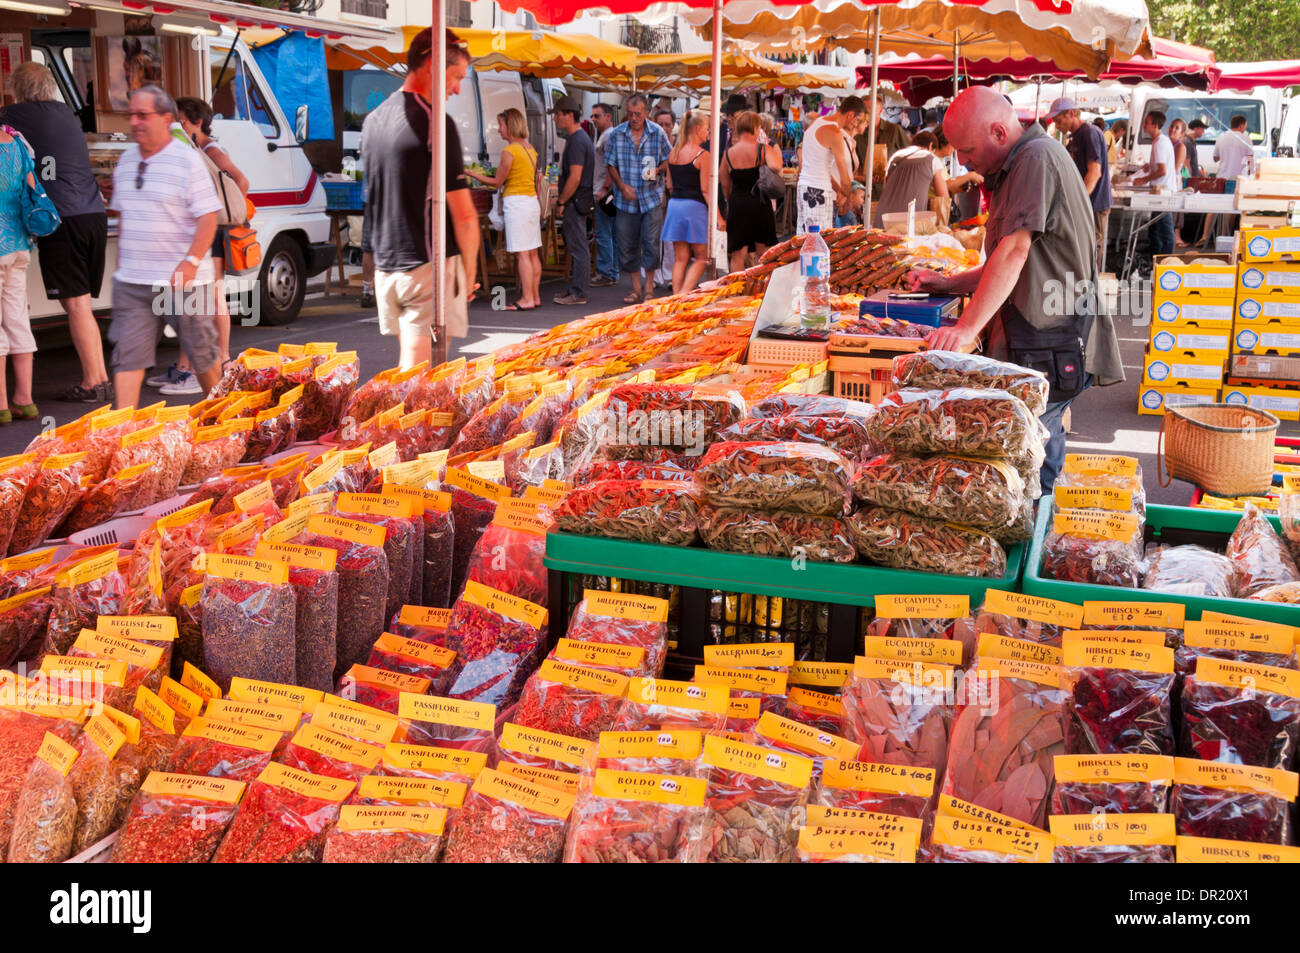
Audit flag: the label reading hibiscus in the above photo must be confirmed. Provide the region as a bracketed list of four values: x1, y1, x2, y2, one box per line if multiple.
[1062, 629, 1168, 646]
[1053, 754, 1177, 785]
[1082, 601, 1185, 629]
[1184, 621, 1295, 655]
[1061, 641, 1175, 674]
[1049, 813, 1176, 847]
[1175, 836, 1300, 864]
[1172, 757, 1299, 799]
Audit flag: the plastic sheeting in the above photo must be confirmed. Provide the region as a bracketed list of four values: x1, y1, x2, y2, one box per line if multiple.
[251, 32, 335, 142]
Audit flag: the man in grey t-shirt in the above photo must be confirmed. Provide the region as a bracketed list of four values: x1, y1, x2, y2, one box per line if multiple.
[906, 87, 1124, 492]
[552, 96, 594, 305]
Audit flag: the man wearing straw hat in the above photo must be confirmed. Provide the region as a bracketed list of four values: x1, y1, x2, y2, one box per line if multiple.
[907, 86, 1123, 493]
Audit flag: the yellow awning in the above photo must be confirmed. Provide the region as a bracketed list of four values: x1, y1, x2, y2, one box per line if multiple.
[452, 28, 638, 81]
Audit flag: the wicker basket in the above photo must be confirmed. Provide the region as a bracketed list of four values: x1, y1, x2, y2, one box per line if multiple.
[1158, 403, 1279, 496]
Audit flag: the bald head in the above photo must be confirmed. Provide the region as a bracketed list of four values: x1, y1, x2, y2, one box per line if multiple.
[942, 86, 1023, 176]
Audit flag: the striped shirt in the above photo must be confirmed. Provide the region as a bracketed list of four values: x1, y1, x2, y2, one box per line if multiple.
[111, 140, 221, 285]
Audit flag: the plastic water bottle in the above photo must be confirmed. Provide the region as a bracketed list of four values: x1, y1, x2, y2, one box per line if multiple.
[800, 225, 831, 329]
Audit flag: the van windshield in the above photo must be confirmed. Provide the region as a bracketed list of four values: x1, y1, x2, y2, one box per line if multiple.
[1139, 97, 1266, 145]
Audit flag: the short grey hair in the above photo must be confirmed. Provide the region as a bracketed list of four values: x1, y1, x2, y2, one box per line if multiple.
[12, 62, 59, 103]
[625, 93, 649, 112]
[132, 85, 177, 120]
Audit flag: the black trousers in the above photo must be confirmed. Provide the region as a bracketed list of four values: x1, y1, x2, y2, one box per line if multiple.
[563, 206, 590, 297]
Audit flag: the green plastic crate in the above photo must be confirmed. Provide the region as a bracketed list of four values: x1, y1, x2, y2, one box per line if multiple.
[1024, 499, 1300, 626]
[544, 531, 1026, 609]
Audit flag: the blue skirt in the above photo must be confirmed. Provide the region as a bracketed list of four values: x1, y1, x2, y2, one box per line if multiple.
[660, 197, 708, 244]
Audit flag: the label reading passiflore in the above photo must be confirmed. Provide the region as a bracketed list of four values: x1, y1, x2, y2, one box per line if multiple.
[497, 722, 595, 768]
[470, 767, 575, 819]
[336, 805, 447, 835]
[382, 743, 488, 779]
[495, 762, 581, 794]
[397, 693, 494, 731]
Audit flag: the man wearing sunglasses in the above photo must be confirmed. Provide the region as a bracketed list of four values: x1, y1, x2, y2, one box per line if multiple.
[108, 85, 222, 409]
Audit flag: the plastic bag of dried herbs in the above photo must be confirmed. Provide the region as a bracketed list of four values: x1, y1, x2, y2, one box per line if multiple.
[446, 469, 506, 599]
[553, 479, 702, 547]
[1050, 754, 1174, 815]
[848, 507, 1007, 578]
[570, 459, 692, 485]
[891, 351, 1050, 414]
[441, 767, 574, 863]
[277, 723, 384, 782]
[866, 388, 1045, 473]
[514, 660, 630, 742]
[811, 759, 935, 821]
[212, 762, 354, 863]
[563, 768, 709, 863]
[252, 538, 338, 694]
[1041, 509, 1145, 588]
[199, 554, 296, 692]
[337, 664, 431, 715]
[67, 712, 145, 855]
[941, 657, 1066, 829]
[111, 772, 245, 863]
[0, 454, 39, 555]
[182, 423, 249, 487]
[1061, 641, 1176, 756]
[1179, 661, 1300, 769]
[613, 677, 729, 733]
[426, 581, 546, 708]
[1142, 545, 1236, 599]
[841, 657, 957, 770]
[717, 415, 875, 464]
[586, 729, 705, 777]
[504, 440, 565, 495]
[395, 691, 496, 754]
[0, 587, 55, 669]
[503, 381, 573, 447]
[211, 350, 284, 398]
[57, 463, 152, 537]
[696, 441, 855, 517]
[699, 506, 857, 563]
[1170, 760, 1295, 845]
[852, 453, 1025, 534]
[7, 732, 80, 863]
[748, 393, 873, 420]
[302, 515, 390, 682]
[8, 453, 89, 556]
[242, 400, 299, 463]
[0, 705, 84, 863]
[1226, 503, 1300, 598]
[421, 501, 455, 610]
[322, 805, 447, 863]
[366, 633, 457, 695]
[564, 590, 670, 679]
[698, 734, 812, 863]
[460, 499, 549, 606]
[928, 814, 1054, 863]
[448, 385, 533, 458]
[294, 353, 360, 442]
[959, 590, 1082, 656]
[166, 717, 281, 782]
[334, 493, 420, 627]
[40, 552, 132, 659]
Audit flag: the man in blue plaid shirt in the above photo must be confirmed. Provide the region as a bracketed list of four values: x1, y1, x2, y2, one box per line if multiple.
[604, 93, 672, 303]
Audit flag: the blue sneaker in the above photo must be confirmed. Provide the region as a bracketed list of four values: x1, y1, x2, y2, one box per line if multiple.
[145, 364, 182, 388]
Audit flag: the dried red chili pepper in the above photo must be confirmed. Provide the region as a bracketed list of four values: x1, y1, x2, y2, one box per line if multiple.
[553, 479, 702, 547]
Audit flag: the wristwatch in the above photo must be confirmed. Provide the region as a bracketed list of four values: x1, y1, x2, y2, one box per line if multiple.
[184, 255, 202, 268]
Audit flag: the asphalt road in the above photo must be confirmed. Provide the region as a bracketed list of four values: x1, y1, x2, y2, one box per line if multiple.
[7, 268, 1298, 507]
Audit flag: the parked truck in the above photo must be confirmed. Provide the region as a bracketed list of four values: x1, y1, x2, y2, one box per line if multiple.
[10, 7, 383, 329]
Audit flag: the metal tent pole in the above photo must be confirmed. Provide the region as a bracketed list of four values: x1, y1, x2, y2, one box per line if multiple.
[863, 6, 881, 228]
[708, 0, 723, 278]
[432, 0, 447, 366]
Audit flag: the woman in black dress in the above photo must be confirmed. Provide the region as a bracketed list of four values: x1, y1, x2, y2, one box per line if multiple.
[720, 110, 782, 273]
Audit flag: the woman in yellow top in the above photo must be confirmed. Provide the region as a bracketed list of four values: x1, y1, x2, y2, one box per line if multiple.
[467, 108, 543, 310]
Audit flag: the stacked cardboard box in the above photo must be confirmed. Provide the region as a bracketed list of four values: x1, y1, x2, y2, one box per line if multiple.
[1139, 255, 1234, 414]
[1224, 229, 1300, 420]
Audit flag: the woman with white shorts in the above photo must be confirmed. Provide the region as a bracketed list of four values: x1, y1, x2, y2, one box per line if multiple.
[467, 108, 543, 310]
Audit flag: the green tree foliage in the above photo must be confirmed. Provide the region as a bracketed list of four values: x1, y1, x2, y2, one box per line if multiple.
[1149, 0, 1300, 61]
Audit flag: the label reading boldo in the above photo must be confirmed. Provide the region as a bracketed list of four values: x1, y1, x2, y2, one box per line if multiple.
[1140, 389, 1163, 410]
[1243, 268, 1265, 289]
[1237, 329, 1260, 350]
[1158, 272, 1181, 291]
[1153, 331, 1175, 350]
[1147, 361, 1170, 381]
[1248, 236, 1273, 258]
[1239, 299, 1262, 320]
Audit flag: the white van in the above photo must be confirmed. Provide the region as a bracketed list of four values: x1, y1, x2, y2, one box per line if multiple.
[1128, 88, 1278, 175]
[23, 23, 334, 328]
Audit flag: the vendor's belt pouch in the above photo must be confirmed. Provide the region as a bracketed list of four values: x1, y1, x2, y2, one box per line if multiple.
[1003, 306, 1091, 405]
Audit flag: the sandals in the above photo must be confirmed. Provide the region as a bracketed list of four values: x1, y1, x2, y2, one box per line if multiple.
[503, 303, 539, 311]
[623, 291, 645, 304]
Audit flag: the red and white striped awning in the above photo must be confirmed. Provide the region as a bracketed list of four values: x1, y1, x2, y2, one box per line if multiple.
[70, 0, 394, 41]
